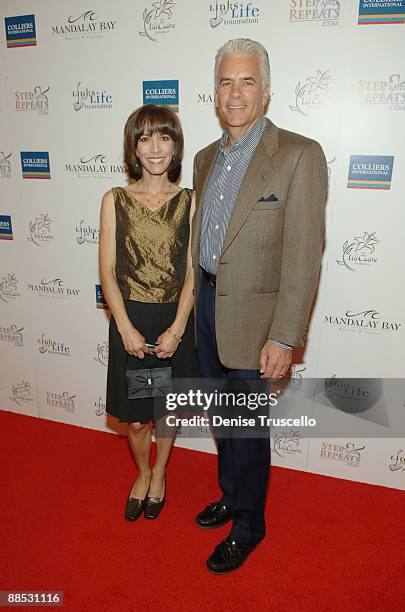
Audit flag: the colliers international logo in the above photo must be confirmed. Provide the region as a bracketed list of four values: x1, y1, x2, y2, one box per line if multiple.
[357, 74, 405, 111]
[0, 152, 12, 178]
[347, 155, 394, 190]
[51, 10, 117, 40]
[65, 154, 124, 178]
[15, 86, 49, 114]
[143, 80, 179, 111]
[336, 232, 380, 271]
[72, 82, 112, 111]
[20, 152, 51, 179]
[0, 216, 13, 240]
[139, 0, 175, 41]
[209, 1, 261, 28]
[290, 69, 333, 116]
[95, 284, 108, 309]
[289, 0, 340, 26]
[358, 0, 405, 24]
[27, 214, 53, 246]
[4, 15, 36, 48]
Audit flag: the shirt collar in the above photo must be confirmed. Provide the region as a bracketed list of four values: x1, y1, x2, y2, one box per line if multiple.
[221, 116, 269, 155]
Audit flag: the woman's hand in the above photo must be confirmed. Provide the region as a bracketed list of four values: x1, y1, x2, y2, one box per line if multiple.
[119, 323, 149, 359]
[154, 330, 181, 359]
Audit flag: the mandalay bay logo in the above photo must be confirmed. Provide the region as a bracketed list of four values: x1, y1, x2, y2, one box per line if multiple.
[289, 0, 340, 26]
[76, 220, 99, 245]
[290, 69, 333, 116]
[27, 278, 80, 299]
[324, 309, 402, 335]
[357, 73, 405, 111]
[336, 231, 380, 272]
[0, 273, 20, 303]
[139, 0, 175, 42]
[27, 213, 53, 246]
[51, 10, 117, 40]
[65, 154, 124, 178]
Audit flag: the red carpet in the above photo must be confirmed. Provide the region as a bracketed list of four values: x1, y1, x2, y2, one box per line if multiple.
[1, 410, 404, 611]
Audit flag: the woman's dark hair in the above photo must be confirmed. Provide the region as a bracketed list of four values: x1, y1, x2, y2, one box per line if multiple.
[124, 104, 184, 182]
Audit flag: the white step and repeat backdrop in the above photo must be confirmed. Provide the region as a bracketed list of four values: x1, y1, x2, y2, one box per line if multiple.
[1, 0, 405, 489]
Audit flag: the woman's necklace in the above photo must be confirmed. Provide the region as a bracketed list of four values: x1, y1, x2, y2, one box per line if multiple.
[138, 182, 174, 206]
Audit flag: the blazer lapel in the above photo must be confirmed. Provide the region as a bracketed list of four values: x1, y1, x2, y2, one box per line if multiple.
[221, 121, 279, 255]
[191, 140, 220, 263]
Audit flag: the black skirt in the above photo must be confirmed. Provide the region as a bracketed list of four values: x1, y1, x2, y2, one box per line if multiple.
[106, 300, 198, 423]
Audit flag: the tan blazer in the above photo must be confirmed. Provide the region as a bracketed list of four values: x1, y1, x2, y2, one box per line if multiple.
[191, 120, 328, 370]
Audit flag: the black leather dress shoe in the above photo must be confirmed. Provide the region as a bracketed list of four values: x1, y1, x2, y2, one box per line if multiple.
[195, 501, 233, 528]
[144, 477, 166, 520]
[124, 496, 145, 522]
[207, 537, 262, 574]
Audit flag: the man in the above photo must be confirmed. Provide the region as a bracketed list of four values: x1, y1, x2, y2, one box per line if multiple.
[192, 38, 327, 574]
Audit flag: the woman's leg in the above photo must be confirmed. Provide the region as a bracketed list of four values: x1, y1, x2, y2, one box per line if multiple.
[148, 417, 176, 499]
[127, 421, 153, 499]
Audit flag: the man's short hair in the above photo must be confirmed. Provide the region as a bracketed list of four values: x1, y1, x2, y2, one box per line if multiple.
[214, 38, 271, 90]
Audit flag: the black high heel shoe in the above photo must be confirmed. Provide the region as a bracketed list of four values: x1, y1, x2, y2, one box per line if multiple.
[124, 476, 151, 522]
[144, 476, 166, 520]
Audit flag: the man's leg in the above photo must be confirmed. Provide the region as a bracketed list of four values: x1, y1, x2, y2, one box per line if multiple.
[196, 274, 234, 508]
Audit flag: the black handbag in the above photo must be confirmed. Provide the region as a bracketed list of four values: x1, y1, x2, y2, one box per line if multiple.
[126, 353, 172, 400]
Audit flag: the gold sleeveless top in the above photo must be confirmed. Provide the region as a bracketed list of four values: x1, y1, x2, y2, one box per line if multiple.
[113, 186, 192, 303]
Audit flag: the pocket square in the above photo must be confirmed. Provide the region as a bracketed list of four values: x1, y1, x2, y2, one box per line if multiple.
[258, 193, 278, 203]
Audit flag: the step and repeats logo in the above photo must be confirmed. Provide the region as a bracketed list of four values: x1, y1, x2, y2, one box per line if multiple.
[20, 152, 51, 179]
[139, 0, 175, 41]
[209, 1, 261, 28]
[358, 0, 405, 24]
[143, 80, 179, 111]
[347, 155, 394, 190]
[358, 73, 405, 110]
[47, 391, 76, 412]
[320, 441, 365, 467]
[289, 0, 340, 26]
[0, 324, 24, 347]
[0, 216, 13, 240]
[15, 86, 49, 114]
[4, 15, 36, 48]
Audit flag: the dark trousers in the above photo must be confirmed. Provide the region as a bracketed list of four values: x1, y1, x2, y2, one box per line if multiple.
[197, 273, 270, 544]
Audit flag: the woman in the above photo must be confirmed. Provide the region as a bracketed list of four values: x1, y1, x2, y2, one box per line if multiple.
[99, 104, 197, 522]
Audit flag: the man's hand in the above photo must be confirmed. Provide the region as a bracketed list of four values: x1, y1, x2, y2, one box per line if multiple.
[259, 340, 292, 380]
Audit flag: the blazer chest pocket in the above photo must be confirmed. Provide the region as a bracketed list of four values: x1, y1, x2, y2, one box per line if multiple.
[252, 199, 282, 211]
